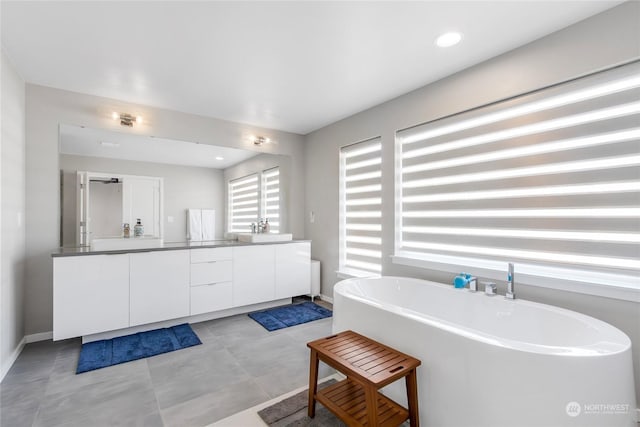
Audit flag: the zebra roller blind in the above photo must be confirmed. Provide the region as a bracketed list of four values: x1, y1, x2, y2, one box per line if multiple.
[262, 167, 280, 233]
[340, 137, 383, 276]
[396, 61, 640, 288]
[228, 173, 259, 233]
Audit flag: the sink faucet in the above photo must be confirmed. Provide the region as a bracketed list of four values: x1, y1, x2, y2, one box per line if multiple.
[506, 263, 515, 300]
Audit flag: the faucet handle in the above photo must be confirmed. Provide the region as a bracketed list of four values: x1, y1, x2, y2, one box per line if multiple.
[482, 281, 497, 296]
[467, 276, 478, 292]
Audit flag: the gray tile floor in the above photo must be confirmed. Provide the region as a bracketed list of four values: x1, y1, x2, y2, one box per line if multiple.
[1, 302, 335, 427]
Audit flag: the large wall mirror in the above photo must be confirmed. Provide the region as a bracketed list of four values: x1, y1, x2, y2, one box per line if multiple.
[58, 124, 291, 248]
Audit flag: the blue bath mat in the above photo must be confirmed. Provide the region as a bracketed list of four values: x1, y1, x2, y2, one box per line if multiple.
[76, 323, 201, 374]
[248, 302, 332, 331]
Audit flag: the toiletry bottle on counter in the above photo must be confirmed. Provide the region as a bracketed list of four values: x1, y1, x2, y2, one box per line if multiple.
[123, 223, 130, 238]
[134, 219, 144, 237]
[264, 218, 270, 233]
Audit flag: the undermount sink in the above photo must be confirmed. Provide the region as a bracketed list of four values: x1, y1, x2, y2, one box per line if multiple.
[236, 233, 293, 243]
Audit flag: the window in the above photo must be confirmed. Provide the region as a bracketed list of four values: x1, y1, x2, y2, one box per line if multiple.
[262, 167, 280, 233]
[395, 61, 640, 294]
[340, 137, 383, 276]
[228, 174, 259, 233]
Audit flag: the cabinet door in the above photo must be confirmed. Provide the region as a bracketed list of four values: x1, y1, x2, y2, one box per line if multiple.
[53, 254, 129, 340]
[275, 243, 311, 298]
[130, 250, 189, 326]
[232, 245, 275, 306]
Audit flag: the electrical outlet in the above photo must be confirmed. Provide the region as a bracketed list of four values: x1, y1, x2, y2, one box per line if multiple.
[309, 211, 315, 223]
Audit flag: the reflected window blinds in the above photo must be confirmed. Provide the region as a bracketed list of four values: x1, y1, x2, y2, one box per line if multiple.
[262, 167, 280, 233]
[228, 174, 259, 233]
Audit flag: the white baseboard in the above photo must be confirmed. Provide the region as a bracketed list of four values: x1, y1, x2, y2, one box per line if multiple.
[319, 294, 334, 304]
[25, 331, 53, 343]
[0, 336, 26, 383]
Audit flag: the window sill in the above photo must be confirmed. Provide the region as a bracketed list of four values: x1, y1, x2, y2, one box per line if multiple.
[391, 255, 640, 303]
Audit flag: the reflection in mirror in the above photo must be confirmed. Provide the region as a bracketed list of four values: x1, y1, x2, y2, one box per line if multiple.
[59, 124, 291, 248]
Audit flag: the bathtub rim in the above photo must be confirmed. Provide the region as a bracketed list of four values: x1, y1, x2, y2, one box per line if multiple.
[334, 275, 632, 357]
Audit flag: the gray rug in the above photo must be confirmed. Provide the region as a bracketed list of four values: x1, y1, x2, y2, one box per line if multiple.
[258, 379, 345, 427]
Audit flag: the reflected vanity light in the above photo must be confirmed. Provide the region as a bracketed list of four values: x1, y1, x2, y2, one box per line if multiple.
[215, 156, 224, 160]
[112, 112, 143, 127]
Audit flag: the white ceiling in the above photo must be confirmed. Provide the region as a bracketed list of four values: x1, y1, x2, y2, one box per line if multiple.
[59, 125, 258, 169]
[1, 1, 624, 134]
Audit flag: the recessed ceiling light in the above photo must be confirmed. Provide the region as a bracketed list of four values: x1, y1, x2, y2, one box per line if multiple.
[215, 156, 224, 160]
[435, 32, 462, 48]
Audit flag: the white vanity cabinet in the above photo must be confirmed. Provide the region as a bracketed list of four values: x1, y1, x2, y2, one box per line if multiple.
[190, 247, 233, 315]
[275, 242, 311, 298]
[129, 250, 190, 326]
[232, 245, 276, 306]
[52, 241, 312, 340]
[53, 254, 130, 340]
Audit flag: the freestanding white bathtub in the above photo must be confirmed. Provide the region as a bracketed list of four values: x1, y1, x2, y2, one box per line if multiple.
[333, 276, 636, 427]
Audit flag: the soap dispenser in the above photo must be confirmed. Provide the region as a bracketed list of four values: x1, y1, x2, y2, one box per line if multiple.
[134, 219, 144, 237]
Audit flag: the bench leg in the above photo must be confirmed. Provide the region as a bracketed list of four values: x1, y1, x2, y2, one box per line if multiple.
[365, 386, 379, 426]
[308, 349, 319, 418]
[406, 369, 419, 427]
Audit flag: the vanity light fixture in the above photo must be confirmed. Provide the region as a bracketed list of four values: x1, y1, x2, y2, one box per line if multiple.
[435, 31, 462, 48]
[251, 135, 271, 146]
[112, 112, 143, 127]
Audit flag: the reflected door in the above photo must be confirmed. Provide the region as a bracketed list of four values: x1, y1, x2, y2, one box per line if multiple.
[122, 176, 162, 237]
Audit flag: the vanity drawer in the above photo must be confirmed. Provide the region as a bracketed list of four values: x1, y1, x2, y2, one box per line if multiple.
[190, 247, 233, 264]
[190, 260, 232, 286]
[190, 282, 233, 315]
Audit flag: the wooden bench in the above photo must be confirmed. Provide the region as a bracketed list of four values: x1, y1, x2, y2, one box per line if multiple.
[307, 330, 421, 426]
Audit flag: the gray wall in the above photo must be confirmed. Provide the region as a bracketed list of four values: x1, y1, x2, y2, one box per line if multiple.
[24, 85, 306, 336]
[223, 153, 292, 235]
[304, 2, 640, 406]
[1, 50, 26, 378]
[60, 154, 226, 244]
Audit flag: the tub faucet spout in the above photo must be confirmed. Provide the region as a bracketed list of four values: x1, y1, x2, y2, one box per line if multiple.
[506, 263, 515, 300]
